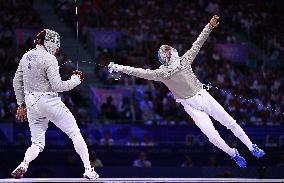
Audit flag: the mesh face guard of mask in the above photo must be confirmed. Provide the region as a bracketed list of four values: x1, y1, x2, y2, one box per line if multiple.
[36, 29, 60, 55]
[44, 29, 60, 55]
[157, 45, 179, 65]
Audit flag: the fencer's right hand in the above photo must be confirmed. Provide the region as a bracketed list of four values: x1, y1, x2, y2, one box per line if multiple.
[71, 74, 81, 85]
[16, 103, 27, 123]
[209, 15, 219, 29]
[108, 62, 123, 73]
[71, 70, 84, 85]
[72, 70, 85, 82]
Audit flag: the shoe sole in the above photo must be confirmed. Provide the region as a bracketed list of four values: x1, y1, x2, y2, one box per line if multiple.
[255, 154, 265, 158]
[83, 175, 99, 180]
[11, 167, 26, 179]
[83, 175, 90, 179]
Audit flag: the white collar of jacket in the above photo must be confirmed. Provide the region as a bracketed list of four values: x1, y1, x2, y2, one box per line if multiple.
[158, 54, 181, 76]
[167, 59, 181, 70]
[159, 64, 183, 79]
[162, 50, 181, 69]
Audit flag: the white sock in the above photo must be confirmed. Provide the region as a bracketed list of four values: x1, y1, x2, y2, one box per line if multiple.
[72, 133, 91, 169]
[23, 144, 41, 163]
[230, 124, 253, 151]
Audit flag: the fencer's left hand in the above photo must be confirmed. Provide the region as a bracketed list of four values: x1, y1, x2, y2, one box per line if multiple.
[16, 103, 27, 123]
[108, 62, 123, 73]
[209, 15, 219, 29]
[108, 62, 115, 73]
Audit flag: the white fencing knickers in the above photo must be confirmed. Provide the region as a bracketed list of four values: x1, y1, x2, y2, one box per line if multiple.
[176, 89, 253, 156]
[24, 91, 92, 169]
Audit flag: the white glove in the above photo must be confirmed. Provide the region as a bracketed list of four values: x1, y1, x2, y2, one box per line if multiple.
[108, 62, 123, 73]
[71, 74, 81, 85]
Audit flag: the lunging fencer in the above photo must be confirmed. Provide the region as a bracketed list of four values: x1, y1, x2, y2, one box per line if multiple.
[12, 29, 99, 179]
[108, 15, 265, 168]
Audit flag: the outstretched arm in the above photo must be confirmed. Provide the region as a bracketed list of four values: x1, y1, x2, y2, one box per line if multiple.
[108, 62, 164, 81]
[181, 15, 219, 65]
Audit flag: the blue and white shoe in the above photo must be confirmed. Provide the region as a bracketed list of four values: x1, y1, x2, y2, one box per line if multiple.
[231, 148, 246, 168]
[251, 144, 265, 158]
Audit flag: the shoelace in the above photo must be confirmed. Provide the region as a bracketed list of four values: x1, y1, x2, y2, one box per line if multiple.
[253, 147, 262, 154]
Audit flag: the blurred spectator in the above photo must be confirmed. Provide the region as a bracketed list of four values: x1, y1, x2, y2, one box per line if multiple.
[101, 96, 118, 122]
[119, 96, 135, 121]
[279, 135, 284, 147]
[265, 135, 278, 147]
[126, 136, 140, 146]
[277, 154, 284, 167]
[139, 92, 155, 124]
[140, 134, 155, 146]
[205, 0, 220, 14]
[133, 151, 152, 168]
[90, 151, 103, 167]
[195, 135, 209, 146]
[181, 156, 194, 167]
[100, 130, 114, 146]
[185, 134, 198, 146]
[161, 93, 178, 125]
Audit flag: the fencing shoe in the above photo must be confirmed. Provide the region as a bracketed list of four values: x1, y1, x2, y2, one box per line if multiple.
[83, 167, 99, 180]
[231, 148, 246, 168]
[251, 144, 265, 158]
[11, 161, 29, 179]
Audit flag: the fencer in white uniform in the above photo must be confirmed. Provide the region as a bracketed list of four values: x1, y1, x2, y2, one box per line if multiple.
[108, 15, 265, 167]
[12, 29, 99, 179]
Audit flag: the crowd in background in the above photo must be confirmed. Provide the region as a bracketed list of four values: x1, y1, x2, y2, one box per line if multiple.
[1, 0, 282, 126]
[54, 0, 284, 126]
[0, 1, 283, 173]
[0, 0, 41, 121]
[0, 0, 88, 123]
[0, 0, 283, 131]
[55, 0, 283, 62]
[223, 0, 283, 64]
